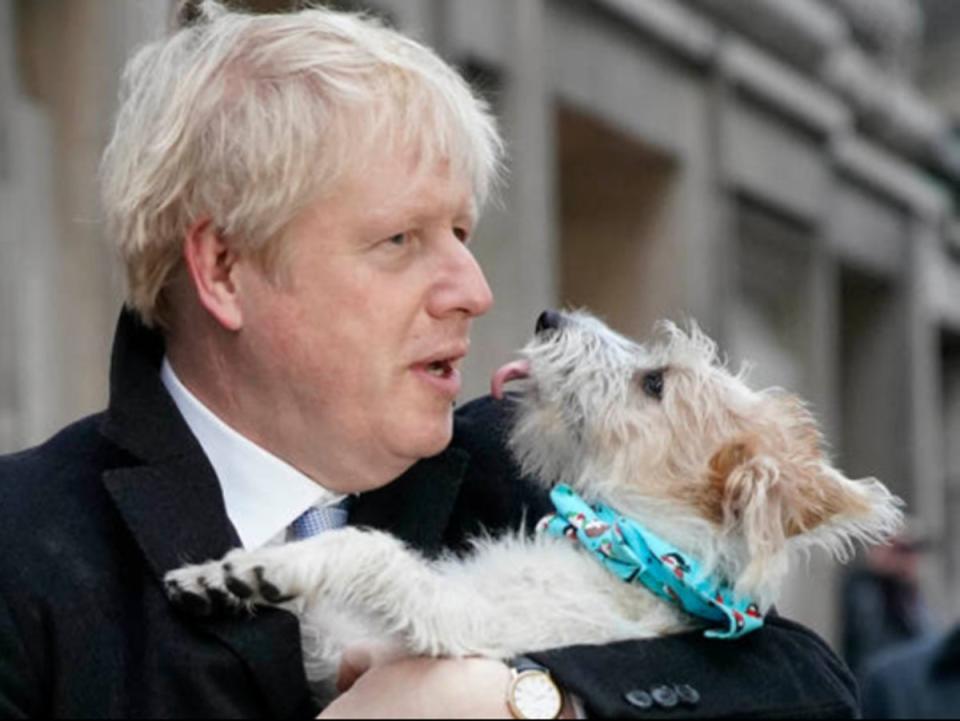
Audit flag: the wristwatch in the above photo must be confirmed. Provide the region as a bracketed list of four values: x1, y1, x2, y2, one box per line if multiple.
[506, 656, 565, 720]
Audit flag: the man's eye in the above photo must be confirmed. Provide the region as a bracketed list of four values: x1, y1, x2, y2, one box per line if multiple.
[454, 227, 470, 243]
[378, 232, 411, 250]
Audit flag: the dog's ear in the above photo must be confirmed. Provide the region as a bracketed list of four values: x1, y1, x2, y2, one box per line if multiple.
[705, 436, 790, 592]
[766, 393, 902, 549]
[706, 422, 902, 595]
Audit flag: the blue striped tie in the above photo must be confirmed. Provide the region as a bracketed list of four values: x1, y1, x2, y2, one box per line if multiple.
[290, 500, 350, 540]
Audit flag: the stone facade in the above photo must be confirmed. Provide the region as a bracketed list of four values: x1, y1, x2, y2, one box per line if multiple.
[0, 0, 168, 452]
[2, 0, 959, 646]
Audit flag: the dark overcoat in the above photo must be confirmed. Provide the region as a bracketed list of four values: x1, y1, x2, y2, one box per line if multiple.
[0, 310, 859, 718]
[860, 626, 960, 719]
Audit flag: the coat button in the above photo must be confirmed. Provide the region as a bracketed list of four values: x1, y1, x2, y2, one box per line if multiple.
[652, 685, 679, 708]
[624, 689, 653, 709]
[675, 684, 700, 706]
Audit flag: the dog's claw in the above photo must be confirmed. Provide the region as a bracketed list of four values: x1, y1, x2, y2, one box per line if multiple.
[177, 590, 213, 617]
[204, 587, 233, 610]
[254, 566, 296, 603]
[165, 579, 182, 599]
[165, 555, 303, 614]
[224, 575, 254, 600]
[220, 562, 253, 601]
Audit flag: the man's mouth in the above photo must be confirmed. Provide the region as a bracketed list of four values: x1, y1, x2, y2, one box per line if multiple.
[491, 359, 531, 400]
[412, 350, 466, 399]
[424, 359, 457, 378]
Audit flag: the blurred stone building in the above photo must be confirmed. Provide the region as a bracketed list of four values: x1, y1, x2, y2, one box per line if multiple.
[1, 0, 959, 647]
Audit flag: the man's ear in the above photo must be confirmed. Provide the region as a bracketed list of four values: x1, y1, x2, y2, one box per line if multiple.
[182, 218, 244, 331]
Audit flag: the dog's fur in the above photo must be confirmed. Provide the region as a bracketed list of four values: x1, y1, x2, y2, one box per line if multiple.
[166, 311, 903, 691]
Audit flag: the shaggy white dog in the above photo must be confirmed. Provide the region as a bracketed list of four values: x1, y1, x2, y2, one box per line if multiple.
[166, 310, 902, 690]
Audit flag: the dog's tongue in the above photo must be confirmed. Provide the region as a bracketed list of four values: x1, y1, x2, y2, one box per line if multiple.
[491, 360, 532, 400]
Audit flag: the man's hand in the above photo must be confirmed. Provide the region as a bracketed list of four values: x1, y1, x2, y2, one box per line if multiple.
[320, 655, 514, 719]
[335, 641, 408, 694]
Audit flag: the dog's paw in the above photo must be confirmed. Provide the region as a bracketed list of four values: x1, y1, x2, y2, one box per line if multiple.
[164, 548, 301, 616]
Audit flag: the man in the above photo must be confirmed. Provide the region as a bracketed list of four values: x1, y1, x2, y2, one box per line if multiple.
[0, 2, 859, 717]
[860, 623, 960, 718]
[841, 527, 934, 682]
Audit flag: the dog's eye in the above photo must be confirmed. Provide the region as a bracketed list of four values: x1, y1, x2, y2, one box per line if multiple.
[641, 370, 665, 401]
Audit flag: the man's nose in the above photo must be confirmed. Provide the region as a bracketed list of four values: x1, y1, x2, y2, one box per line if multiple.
[429, 237, 494, 318]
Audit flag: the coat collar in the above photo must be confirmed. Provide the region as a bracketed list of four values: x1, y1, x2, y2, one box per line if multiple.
[99, 311, 310, 717]
[350, 447, 469, 554]
[98, 311, 243, 569]
[97, 309, 470, 714]
[100, 309, 201, 466]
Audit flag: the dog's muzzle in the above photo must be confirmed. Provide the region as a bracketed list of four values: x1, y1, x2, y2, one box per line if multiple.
[536, 310, 565, 336]
[492, 309, 567, 399]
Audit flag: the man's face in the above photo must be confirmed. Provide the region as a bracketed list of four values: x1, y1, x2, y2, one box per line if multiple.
[234, 152, 493, 491]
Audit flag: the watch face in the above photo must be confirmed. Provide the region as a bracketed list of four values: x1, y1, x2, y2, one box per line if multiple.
[510, 671, 563, 719]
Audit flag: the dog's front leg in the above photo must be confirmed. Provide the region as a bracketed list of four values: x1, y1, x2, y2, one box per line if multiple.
[165, 528, 504, 658]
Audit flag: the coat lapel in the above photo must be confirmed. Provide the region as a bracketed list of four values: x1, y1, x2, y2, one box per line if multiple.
[98, 310, 312, 718]
[350, 446, 469, 556]
[102, 457, 239, 576]
[98, 311, 242, 575]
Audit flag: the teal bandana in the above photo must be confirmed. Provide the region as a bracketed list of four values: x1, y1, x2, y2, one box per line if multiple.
[537, 484, 764, 640]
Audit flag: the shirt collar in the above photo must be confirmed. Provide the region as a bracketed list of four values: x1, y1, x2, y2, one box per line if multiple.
[160, 358, 344, 549]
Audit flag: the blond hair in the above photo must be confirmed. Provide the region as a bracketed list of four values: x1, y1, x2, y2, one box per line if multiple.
[100, 0, 504, 327]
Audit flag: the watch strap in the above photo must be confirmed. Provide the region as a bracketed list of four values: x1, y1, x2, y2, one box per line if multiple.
[508, 655, 549, 674]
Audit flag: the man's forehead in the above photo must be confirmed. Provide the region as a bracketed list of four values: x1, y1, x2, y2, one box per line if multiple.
[343, 156, 476, 217]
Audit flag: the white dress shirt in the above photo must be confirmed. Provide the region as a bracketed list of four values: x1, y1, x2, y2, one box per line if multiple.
[161, 358, 345, 549]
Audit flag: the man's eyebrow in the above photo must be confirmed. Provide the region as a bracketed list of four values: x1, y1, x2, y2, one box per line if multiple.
[403, 202, 478, 227]
[359, 186, 476, 229]
[453, 197, 478, 223]
[455, 208, 478, 227]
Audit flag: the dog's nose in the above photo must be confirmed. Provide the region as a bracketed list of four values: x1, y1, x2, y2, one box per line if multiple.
[536, 310, 564, 335]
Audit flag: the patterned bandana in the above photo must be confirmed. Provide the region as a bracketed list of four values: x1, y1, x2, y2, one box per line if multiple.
[537, 484, 764, 640]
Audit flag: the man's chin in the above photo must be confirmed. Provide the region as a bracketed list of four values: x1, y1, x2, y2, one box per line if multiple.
[400, 409, 455, 460]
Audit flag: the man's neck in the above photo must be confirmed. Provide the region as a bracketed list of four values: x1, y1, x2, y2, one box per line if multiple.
[161, 356, 347, 548]
[163, 343, 413, 495]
